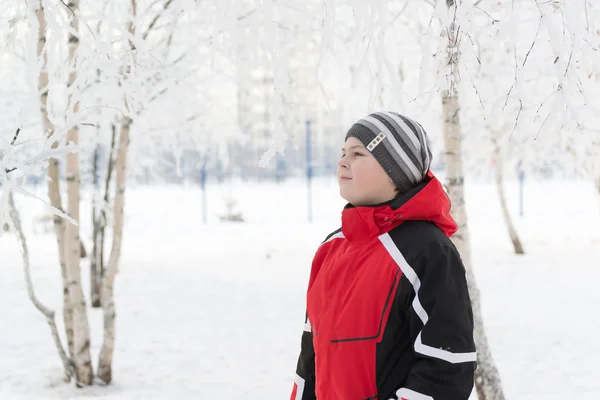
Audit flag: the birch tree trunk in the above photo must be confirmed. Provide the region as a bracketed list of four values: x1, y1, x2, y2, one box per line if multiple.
[91, 144, 102, 308]
[91, 124, 117, 308]
[97, 0, 136, 384]
[442, 2, 505, 399]
[97, 116, 132, 385]
[90, 22, 104, 307]
[493, 141, 525, 255]
[64, 0, 93, 386]
[37, 1, 75, 365]
[7, 192, 74, 381]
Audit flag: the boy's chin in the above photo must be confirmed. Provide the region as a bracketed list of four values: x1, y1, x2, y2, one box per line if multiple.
[339, 189, 365, 206]
[339, 188, 353, 204]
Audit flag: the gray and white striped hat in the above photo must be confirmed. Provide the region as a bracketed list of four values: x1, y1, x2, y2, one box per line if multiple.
[345, 111, 433, 194]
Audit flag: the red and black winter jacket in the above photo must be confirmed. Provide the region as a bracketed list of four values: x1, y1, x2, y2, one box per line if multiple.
[290, 172, 476, 400]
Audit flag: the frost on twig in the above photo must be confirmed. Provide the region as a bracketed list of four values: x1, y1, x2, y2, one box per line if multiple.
[4, 189, 74, 382]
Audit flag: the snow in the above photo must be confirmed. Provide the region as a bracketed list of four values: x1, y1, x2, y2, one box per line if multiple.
[1, 176, 599, 399]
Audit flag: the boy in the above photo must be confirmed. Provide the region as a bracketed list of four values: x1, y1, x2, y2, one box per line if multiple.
[290, 111, 476, 400]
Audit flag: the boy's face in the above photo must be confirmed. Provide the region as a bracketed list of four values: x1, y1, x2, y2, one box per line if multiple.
[338, 137, 398, 206]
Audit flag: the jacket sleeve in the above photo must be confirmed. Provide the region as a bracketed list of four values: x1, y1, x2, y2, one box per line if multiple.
[290, 311, 316, 400]
[393, 241, 477, 400]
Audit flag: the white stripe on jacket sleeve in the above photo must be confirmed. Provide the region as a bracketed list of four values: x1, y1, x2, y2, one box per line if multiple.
[293, 374, 305, 400]
[379, 233, 477, 363]
[393, 387, 433, 400]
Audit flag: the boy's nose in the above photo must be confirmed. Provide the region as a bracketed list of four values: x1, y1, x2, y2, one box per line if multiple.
[338, 157, 348, 169]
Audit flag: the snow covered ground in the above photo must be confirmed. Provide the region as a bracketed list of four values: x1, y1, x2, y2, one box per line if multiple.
[1, 176, 599, 399]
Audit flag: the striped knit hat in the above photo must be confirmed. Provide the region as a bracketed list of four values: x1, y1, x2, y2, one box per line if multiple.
[345, 111, 433, 194]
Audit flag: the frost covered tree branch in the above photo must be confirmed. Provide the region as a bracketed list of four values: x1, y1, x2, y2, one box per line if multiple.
[3, 128, 22, 174]
[5, 191, 74, 382]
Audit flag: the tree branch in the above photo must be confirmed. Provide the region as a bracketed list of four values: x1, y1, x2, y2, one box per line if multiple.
[474, 5, 499, 24]
[7, 191, 74, 381]
[10, 127, 21, 146]
[509, 100, 523, 140]
[59, 0, 97, 42]
[522, 15, 542, 68]
[4, 128, 22, 174]
[59, 0, 76, 16]
[564, 50, 573, 78]
[585, 0, 590, 33]
[142, 0, 175, 41]
[140, 0, 165, 18]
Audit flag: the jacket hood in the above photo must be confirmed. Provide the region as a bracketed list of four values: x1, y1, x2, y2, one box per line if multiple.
[340, 171, 457, 241]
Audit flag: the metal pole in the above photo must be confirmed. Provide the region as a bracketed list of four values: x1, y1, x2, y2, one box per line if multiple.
[200, 155, 208, 224]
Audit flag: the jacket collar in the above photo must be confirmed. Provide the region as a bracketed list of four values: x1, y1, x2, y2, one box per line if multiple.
[340, 171, 457, 242]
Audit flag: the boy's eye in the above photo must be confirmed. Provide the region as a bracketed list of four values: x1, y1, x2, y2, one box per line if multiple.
[340, 151, 364, 158]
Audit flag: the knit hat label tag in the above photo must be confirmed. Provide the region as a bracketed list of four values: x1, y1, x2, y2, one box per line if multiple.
[366, 132, 386, 152]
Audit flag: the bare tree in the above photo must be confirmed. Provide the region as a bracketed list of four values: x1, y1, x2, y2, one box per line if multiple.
[91, 125, 116, 308]
[93, 0, 182, 381]
[441, 1, 505, 399]
[468, 16, 526, 256]
[90, 142, 102, 307]
[492, 136, 524, 254]
[89, 11, 110, 308]
[31, 0, 185, 386]
[97, 0, 136, 384]
[90, 0, 178, 310]
[64, 0, 94, 386]
[97, 117, 131, 385]
[37, 0, 76, 367]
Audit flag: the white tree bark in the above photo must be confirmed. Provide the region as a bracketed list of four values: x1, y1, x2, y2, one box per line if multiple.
[64, 0, 93, 386]
[7, 192, 74, 381]
[97, 116, 132, 385]
[97, 0, 136, 384]
[90, 16, 106, 309]
[442, 3, 505, 399]
[443, 92, 506, 400]
[37, 1, 76, 364]
[493, 140, 525, 255]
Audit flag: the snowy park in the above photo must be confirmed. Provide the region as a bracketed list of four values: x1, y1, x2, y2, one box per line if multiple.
[1, 1, 600, 400]
[2, 178, 600, 399]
